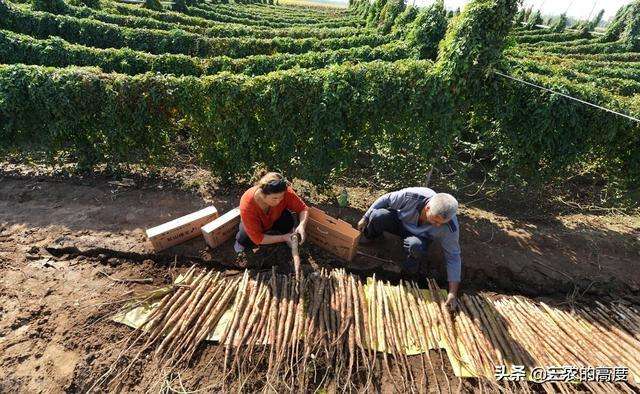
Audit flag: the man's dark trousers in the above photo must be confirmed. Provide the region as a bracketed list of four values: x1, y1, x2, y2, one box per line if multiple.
[364, 208, 430, 273]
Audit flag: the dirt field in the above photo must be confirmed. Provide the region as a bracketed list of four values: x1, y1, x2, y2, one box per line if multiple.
[1, 162, 639, 392]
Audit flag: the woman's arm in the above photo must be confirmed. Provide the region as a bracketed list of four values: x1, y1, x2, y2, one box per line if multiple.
[295, 208, 309, 243]
[260, 233, 291, 245]
[240, 205, 289, 246]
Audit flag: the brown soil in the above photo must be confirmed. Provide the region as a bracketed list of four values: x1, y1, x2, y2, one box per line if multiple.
[1, 163, 639, 392]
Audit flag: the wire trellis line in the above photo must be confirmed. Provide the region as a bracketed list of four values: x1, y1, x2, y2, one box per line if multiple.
[493, 70, 640, 124]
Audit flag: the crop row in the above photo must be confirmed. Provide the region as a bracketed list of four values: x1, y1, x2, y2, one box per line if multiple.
[512, 31, 587, 44]
[519, 41, 629, 55]
[60, 2, 370, 39]
[0, 3, 390, 58]
[0, 60, 451, 184]
[236, 2, 350, 18]
[0, 29, 412, 76]
[194, 1, 345, 24]
[486, 70, 639, 186]
[184, 4, 362, 28]
[537, 51, 640, 62]
[220, 2, 349, 19]
[509, 57, 640, 96]
[509, 51, 640, 75]
[107, 2, 369, 38]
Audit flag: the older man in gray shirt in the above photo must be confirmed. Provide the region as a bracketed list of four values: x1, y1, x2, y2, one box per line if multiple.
[357, 187, 462, 311]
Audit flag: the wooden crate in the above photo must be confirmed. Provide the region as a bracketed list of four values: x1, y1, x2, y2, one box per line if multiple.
[146, 206, 219, 251]
[306, 207, 360, 261]
[201, 207, 241, 249]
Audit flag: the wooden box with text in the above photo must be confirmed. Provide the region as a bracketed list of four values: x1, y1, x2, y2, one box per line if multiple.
[307, 207, 360, 261]
[146, 206, 219, 251]
[201, 207, 241, 249]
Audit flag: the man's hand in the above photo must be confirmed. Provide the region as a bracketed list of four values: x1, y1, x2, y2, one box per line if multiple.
[294, 224, 306, 244]
[444, 293, 459, 313]
[357, 217, 368, 232]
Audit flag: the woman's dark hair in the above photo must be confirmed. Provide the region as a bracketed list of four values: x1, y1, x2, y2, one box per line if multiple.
[256, 172, 288, 195]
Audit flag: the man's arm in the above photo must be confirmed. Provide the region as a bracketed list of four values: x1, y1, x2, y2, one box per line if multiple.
[439, 222, 462, 311]
[440, 231, 462, 288]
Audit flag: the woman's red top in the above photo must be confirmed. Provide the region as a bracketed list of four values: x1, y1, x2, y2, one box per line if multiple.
[239, 186, 307, 244]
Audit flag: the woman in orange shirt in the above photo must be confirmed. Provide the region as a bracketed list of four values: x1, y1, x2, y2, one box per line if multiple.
[234, 172, 309, 253]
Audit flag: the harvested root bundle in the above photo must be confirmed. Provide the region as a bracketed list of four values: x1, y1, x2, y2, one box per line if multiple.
[98, 267, 640, 393]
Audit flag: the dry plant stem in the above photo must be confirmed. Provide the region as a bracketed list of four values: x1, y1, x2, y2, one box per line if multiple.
[386, 284, 414, 386]
[368, 275, 378, 352]
[143, 267, 198, 342]
[142, 265, 197, 329]
[350, 276, 367, 366]
[148, 270, 207, 346]
[185, 277, 239, 360]
[281, 277, 298, 379]
[222, 272, 251, 377]
[374, 281, 394, 384]
[180, 272, 219, 330]
[381, 281, 407, 387]
[398, 281, 420, 352]
[323, 276, 333, 342]
[271, 276, 289, 384]
[411, 282, 444, 392]
[338, 272, 347, 337]
[503, 300, 556, 367]
[507, 299, 562, 367]
[459, 300, 495, 377]
[156, 271, 213, 357]
[491, 299, 534, 369]
[234, 273, 264, 347]
[267, 274, 281, 376]
[450, 307, 482, 377]
[304, 275, 323, 351]
[429, 279, 462, 362]
[391, 281, 411, 348]
[172, 279, 226, 363]
[345, 273, 355, 384]
[95, 268, 201, 390]
[162, 272, 218, 359]
[355, 278, 370, 351]
[236, 277, 269, 369]
[179, 281, 229, 363]
[290, 278, 305, 367]
[477, 295, 523, 367]
[512, 298, 573, 359]
[319, 274, 332, 357]
[463, 299, 505, 376]
[540, 303, 613, 366]
[248, 276, 274, 357]
[262, 268, 278, 346]
[290, 233, 301, 280]
[582, 306, 640, 361]
[496, 302, 555, 366]
[403, 283, 430, 386]
[601, 303, 640, 338]
[567, 307, 639, 370]
[464, 295, 505, 366]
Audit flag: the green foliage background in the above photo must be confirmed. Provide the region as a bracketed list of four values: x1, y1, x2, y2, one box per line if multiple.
[1, 0, 639, 198]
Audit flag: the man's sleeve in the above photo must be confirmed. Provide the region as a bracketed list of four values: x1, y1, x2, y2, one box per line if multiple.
[439, 225, 462, 283]
[363, 190, 406, 220]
